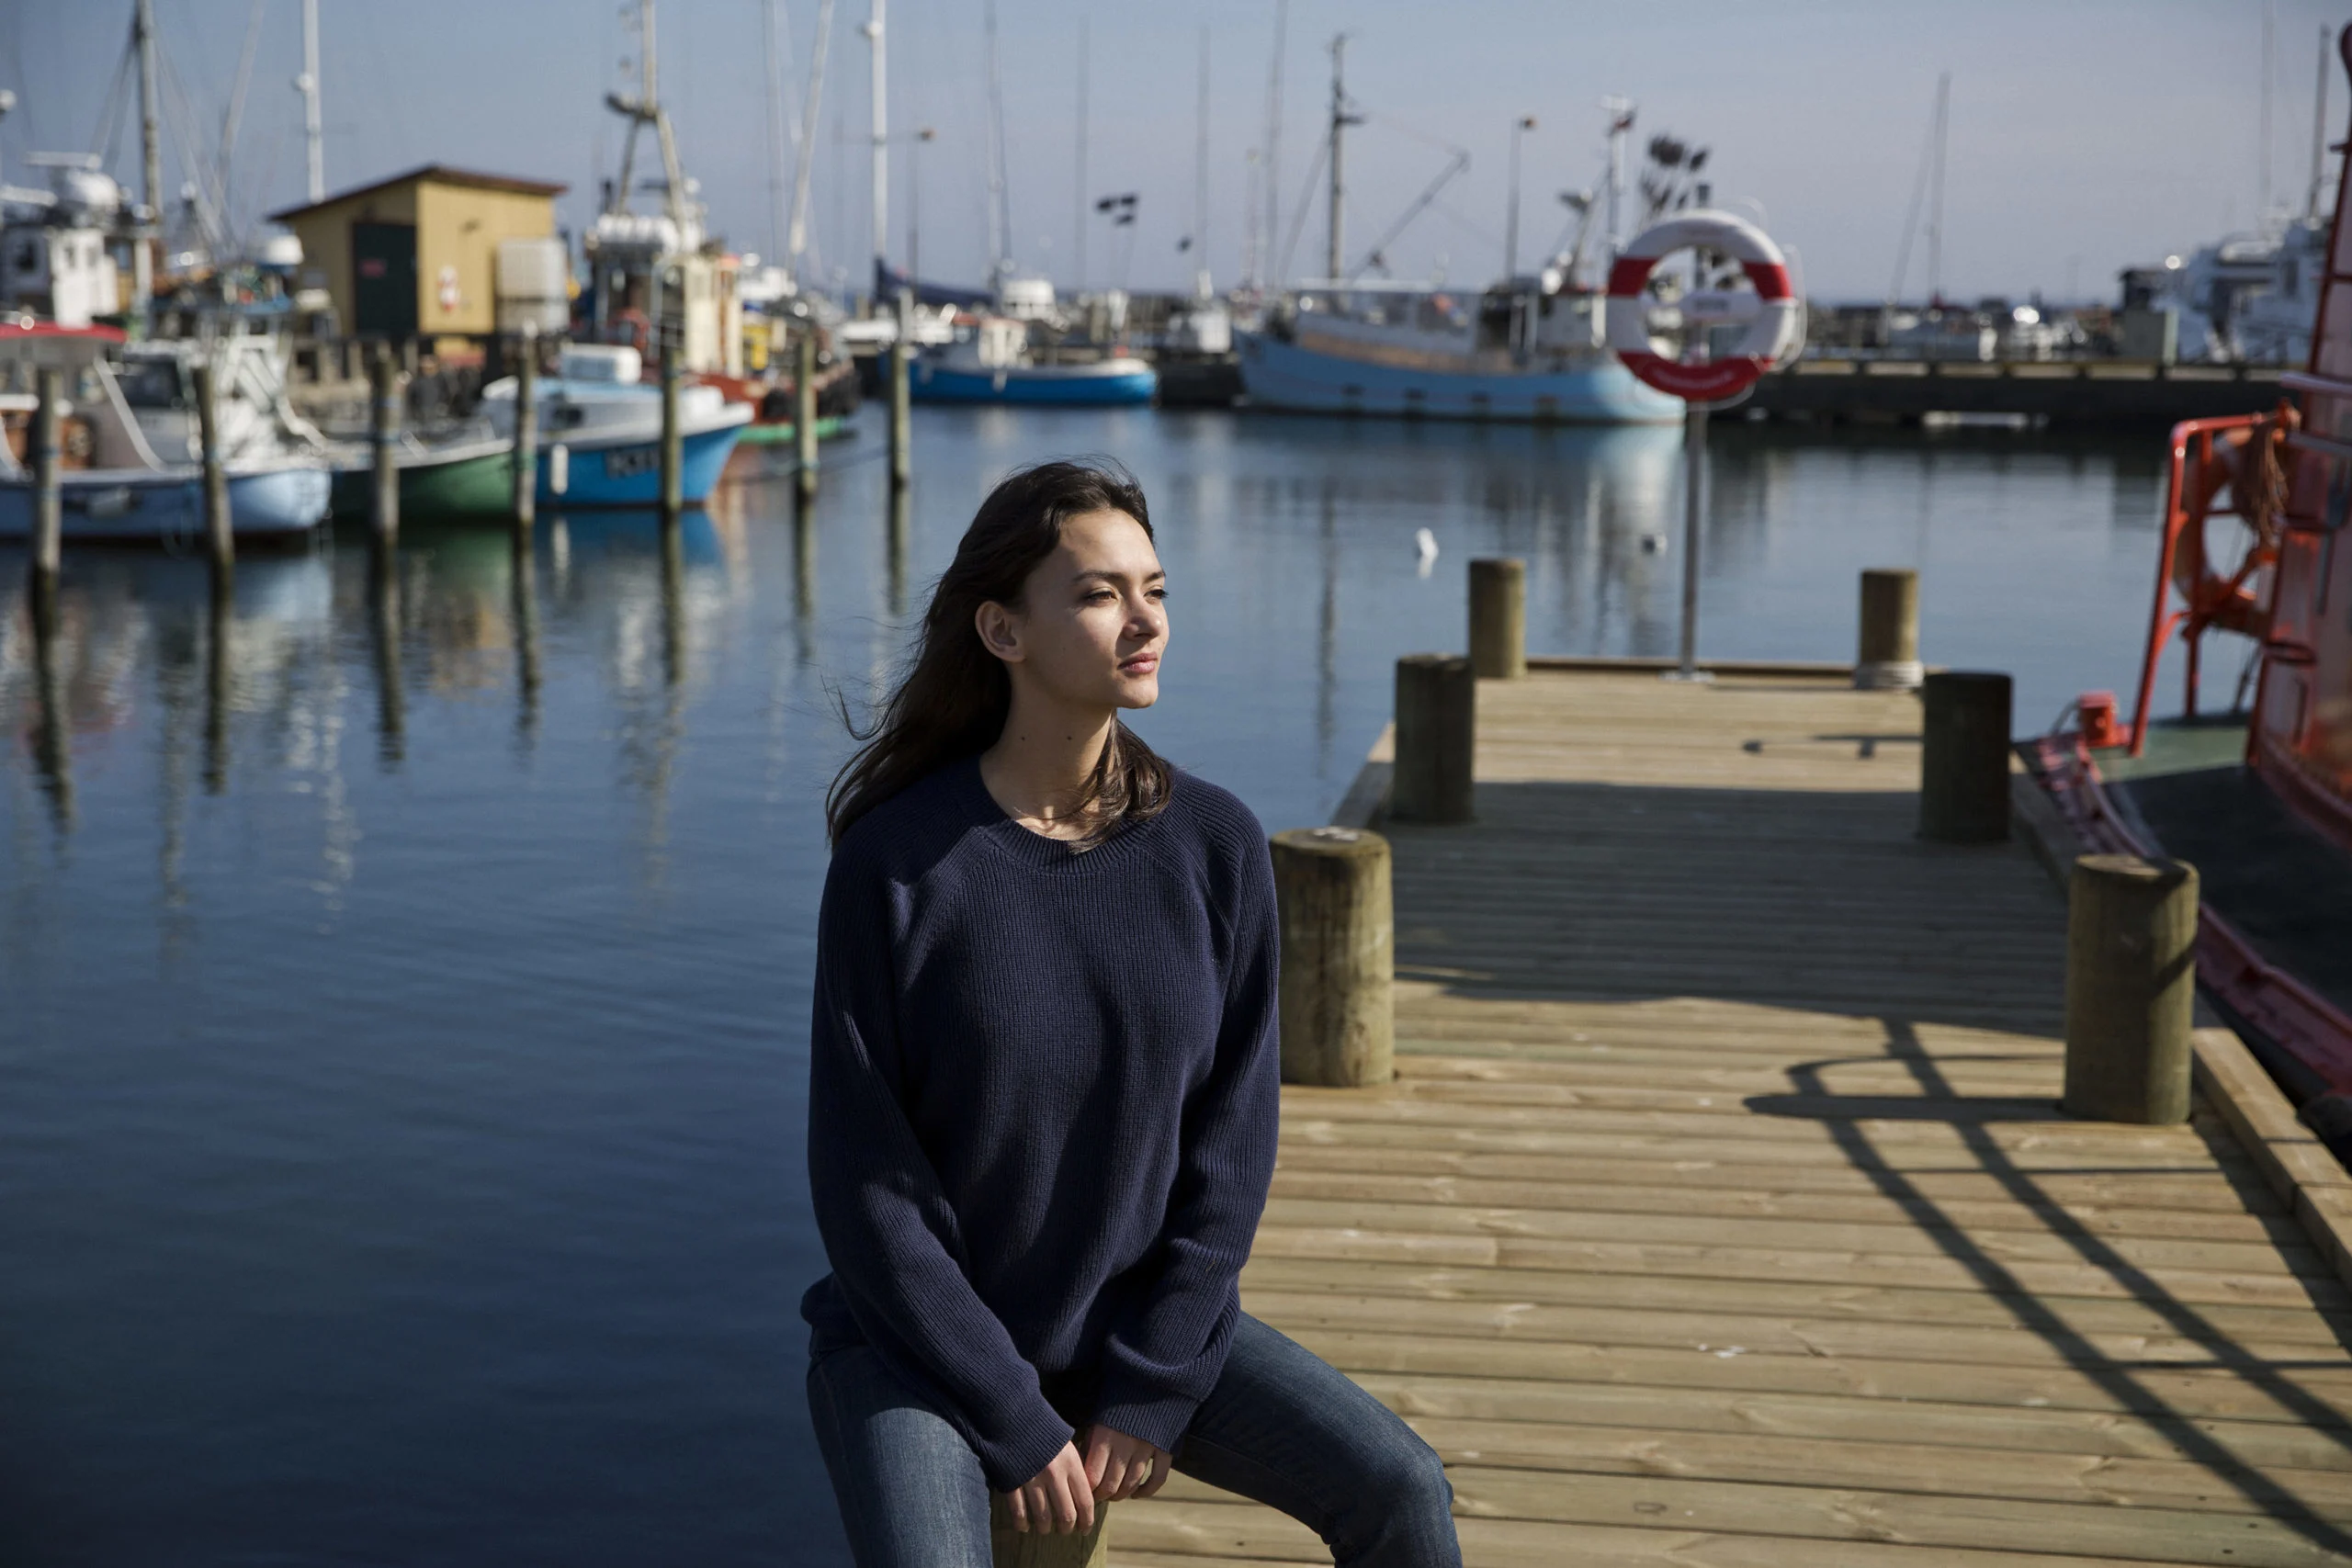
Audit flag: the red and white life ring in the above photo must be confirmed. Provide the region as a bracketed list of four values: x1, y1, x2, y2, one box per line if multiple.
[1605, 211, 1800, 403]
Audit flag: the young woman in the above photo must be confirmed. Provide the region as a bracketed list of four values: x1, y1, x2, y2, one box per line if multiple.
[801, 460, 1462, 1566]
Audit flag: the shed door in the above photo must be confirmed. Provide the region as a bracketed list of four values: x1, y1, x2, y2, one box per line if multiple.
[351, 221, 417, 338]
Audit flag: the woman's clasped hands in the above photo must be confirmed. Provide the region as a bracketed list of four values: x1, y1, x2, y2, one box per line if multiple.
[1003, 1422, 1171, 1535]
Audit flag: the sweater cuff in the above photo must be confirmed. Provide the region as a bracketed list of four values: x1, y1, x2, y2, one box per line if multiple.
[1089, 1382, 1204, 1457]
[975, 1395, 1078, 1495]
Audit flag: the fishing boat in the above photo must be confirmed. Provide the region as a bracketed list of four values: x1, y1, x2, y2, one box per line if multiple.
[1237, 277, 1679, 423]
[911, 316, 1156, 407]
[2024, 26, 2352, 1148]
[0, 331, 331, 541]
[324, 427, 517, 518]
[477, 344, 751, 507]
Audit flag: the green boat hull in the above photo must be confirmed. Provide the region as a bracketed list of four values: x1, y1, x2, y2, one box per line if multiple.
[734, 415, 845, 446]
[330, 448, 520, 519]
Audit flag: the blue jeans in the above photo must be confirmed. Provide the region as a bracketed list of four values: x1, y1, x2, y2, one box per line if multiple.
[805, 1311, 1462, 1566]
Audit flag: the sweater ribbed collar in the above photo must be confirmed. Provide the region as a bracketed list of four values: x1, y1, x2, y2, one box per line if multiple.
[955, 752, 1167, 874]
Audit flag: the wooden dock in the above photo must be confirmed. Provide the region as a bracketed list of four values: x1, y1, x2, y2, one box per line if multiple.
[1111, 664, 2352, 1567]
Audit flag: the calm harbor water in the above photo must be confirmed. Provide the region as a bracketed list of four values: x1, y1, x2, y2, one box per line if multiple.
[2, 405, 2189, 1564]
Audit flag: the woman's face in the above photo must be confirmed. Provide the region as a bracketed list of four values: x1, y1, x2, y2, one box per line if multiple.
[978, 508, 1168, 712]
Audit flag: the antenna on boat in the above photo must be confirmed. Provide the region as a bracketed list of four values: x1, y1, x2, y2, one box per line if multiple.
[865, 0, 888, 303]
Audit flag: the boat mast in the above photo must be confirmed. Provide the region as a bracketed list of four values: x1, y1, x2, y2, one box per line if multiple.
[1326, 33, 1351, 282]
[985, 0, 1010, 288]
[1075, 16, 1088, 291]
[1601, 96, 1633, 261]
[300, 0, 323, 203]
[2261, 1, 2276, 220]
[647, 4, 687, 234]
[1261, 0, 1286, 289]
[866, 0, 888, 299]
[762, 0, 793, 265]
[788, 0, 834, 286]
[1926, 71, 1949, 308]
[132, 0, 160, 318]
[1194, 27, 1211, 299]
[2312, 25, 2335, 220]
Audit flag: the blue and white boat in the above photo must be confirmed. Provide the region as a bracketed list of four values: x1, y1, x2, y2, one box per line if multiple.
[1237, 278, 1680, 424]
[0, 334, 333, 542]
[911, 317, 1157, 407]
[479, 344, 752, 508]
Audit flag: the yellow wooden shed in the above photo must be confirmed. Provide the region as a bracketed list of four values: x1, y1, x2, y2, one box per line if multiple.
[268, 164, 568, 344]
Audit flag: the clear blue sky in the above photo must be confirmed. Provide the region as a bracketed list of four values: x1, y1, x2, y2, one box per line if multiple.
[6, 0, 2344, 303]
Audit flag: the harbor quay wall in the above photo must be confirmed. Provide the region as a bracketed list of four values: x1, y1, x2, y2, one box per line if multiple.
[1749, 358, 2285, 427]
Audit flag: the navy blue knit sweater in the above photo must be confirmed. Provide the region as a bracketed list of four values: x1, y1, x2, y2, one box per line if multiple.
[799, 752, 1282, 1493]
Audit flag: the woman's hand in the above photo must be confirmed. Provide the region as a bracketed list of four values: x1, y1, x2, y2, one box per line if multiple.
[1080, 1421, 1171, 1504]
[1004, 1440, 1095, 1535]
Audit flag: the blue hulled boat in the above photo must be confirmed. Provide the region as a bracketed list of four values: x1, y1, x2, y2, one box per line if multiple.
[910, 317, 1157, 407]
[480, 345, 752, 507]
[1237, 280, 1681, 424]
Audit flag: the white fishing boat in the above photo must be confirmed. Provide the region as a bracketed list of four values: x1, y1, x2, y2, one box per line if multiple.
[0, 331, 331, 542]
[1238, 276, 1679, 423]
[1237, 52, 1679, 424]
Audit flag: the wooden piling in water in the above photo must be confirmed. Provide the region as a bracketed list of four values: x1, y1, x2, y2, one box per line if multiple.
[2063, 853, 2198, 1124]
[1391, 653, 1475, 824]
[1271, 827, 1395, 1087]
[796, 328, 820, 502]
[369, 343, 400, 546]
[1855, 568, 1921, 689]
[194, 361, 232, 576]
[659, 357, 684, 518]
[511, 326, 538, 531]
[1468, 558, 1526, 680]
[1919, 670, 2010, 842]
[28, 366, 61, 589]
[889, 289, 913, 490]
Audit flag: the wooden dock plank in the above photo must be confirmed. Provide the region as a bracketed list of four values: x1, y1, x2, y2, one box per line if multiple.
[1112, 668, 2352, 1567]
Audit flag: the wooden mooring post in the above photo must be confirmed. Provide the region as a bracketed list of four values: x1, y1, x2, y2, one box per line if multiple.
[28, 365, 62, 592]
[511, 325, 538, 531]
[987, 1493, 1110, 1567]
[1391, 653, 1475, 824]
[659, 355, 684, 518]
[194, 360, 232, 577]
[369, 342, 401, 547]
[1919, 670, 2010, 842]
[2063, 853, 2198, 1124]
[1272, 826, 1396, 1087]
[796, 327, 820, 503]
[889, 288, 913, 489]
[1855, 568, 1921, 689]
[1468, 558, 1525, 679]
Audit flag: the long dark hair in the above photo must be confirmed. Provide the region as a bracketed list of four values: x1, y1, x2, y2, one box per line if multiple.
[826, 458, 1174, 847]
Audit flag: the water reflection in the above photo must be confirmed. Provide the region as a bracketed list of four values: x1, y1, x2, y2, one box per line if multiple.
[26, 581, 71, 829]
